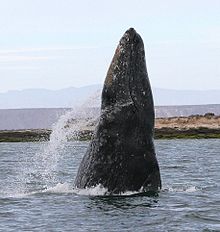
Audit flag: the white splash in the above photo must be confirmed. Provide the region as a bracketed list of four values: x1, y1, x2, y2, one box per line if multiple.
[35, 110, 97, 186]
[16, 91, 101, 194]
[162, 185, 198, 193]
[44, 182, 73, 193]
[2, 183, 135, 198]
[73, 185, 148, 196]
[185, 186, 197, 192]
[73, 184, 109, 196]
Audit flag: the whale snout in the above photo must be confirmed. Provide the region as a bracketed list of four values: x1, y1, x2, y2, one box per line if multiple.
[102, 28, 149, 110]
[119, 27, 143, 48]
[125, 28, 136, 40]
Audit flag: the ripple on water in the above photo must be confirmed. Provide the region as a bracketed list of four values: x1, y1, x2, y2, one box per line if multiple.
[0, 140, 220, 231]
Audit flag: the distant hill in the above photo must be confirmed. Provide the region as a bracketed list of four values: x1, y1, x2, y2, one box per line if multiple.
[153, 88, 220, 106]
[0, 85, 220, 109]
[0, 85, 220, 130]
[0, 85, 101, 109]
[0, 105, 220, 130]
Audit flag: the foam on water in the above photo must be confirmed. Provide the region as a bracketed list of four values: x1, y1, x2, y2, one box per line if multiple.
[43, 182, 74, 194]
[73, 184, 109, 196]
[162, 185, 198, 193]
[73, 185, 198, 196]
[2, 182, 199, 199]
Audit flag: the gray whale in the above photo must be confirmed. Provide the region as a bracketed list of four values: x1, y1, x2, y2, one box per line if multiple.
[74, 28, 161, 194]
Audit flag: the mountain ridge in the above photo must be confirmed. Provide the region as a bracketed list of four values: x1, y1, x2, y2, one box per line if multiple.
[1, 84, 220, 109]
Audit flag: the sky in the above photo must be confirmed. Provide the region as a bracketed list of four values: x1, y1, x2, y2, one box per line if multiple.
[0, 0, 219, 92]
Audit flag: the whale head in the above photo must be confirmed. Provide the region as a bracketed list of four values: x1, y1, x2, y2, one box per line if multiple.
[102, 27, 154, 132]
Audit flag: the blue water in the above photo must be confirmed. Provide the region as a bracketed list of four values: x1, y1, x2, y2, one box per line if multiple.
[0, 139, 219, 231]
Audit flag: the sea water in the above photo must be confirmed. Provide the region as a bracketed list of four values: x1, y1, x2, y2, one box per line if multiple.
[0, 139, 219, 231]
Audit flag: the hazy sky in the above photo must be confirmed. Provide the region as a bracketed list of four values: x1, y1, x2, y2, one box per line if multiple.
[0, 0, 219, 92]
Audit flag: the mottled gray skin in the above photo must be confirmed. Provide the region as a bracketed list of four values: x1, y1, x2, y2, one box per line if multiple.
[74, 28, 161, 194]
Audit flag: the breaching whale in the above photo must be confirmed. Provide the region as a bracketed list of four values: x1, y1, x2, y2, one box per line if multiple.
[74, 28, 161, 194]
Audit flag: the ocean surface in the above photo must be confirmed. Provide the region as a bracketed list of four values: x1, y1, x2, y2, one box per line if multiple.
[0, 139, 219, 231]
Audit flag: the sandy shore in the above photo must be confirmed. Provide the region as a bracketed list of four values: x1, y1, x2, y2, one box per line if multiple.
[156, 113, 220, 129]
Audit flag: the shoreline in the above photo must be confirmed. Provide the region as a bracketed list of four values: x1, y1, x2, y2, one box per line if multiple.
[1, 114, 220, 142]
[0, 127, 220, 142]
